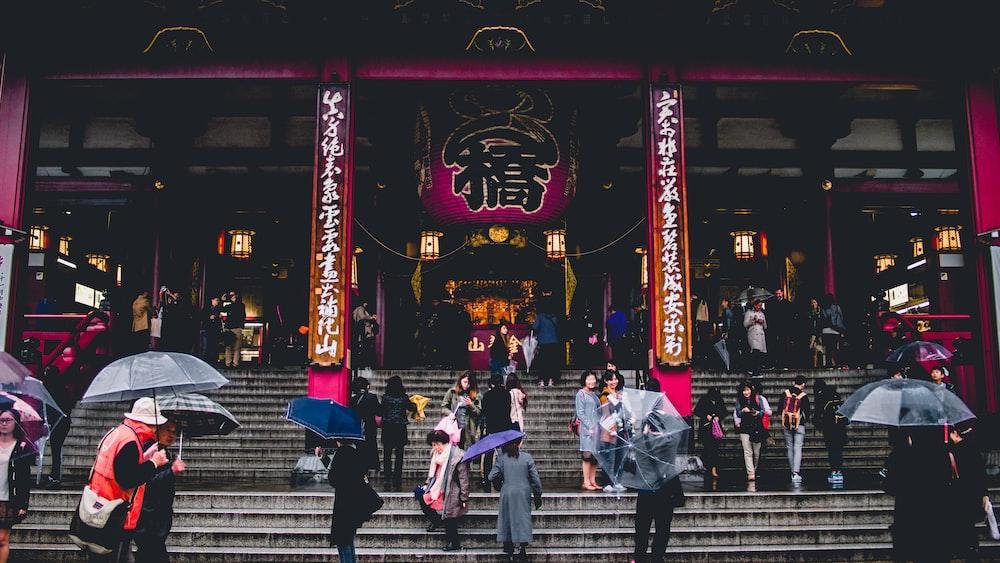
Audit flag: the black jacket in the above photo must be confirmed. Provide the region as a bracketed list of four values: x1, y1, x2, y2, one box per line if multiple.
[5, 441, 34, 512]
[223, 300, 246, 329]
[135, 438, 177, 541]
[480, 387, 513, 435]
[693, 393, 727, 439]
[326, 445, 366, 545]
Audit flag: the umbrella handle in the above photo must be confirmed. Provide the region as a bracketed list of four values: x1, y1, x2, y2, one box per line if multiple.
[178, 431, 183, 459]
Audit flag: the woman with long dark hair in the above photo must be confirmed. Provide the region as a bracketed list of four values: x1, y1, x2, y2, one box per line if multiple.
[442, 371, 481, 449]
[733, 380, 770, 481]
[0, 407, 34, 563]
[489, 322, 513, 376]
[694, 387, 727, 479]
[489, 437, 543, 562]
[349, 377, 381, 473]
[380, 376, 416, 491]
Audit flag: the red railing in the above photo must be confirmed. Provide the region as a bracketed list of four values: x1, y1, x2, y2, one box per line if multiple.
[22, 311, 112, 378]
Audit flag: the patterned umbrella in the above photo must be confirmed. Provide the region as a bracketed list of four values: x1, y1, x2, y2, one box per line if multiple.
[158, 393, 240, 438]
[0, 352, 32, 385]
[0, 393, 44, 460]
[886, 340, 953, 374]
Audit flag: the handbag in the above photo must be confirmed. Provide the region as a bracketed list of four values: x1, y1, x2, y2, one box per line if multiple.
[710, 417, 725, 440]
[569, 416, 581, 436]
[358, 477, 384, 522]
[761, 413, 771, 430]
[68, 427, 140, 555]
[434, 415, 462, 444]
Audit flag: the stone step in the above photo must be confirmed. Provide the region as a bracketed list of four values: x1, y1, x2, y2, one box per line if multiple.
[12, 522, 902, 548]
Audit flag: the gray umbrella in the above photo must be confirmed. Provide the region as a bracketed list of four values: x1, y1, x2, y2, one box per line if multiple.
[737, 287, 774, 305]
[838, 378, 975, 427]
[81, 352, 229, 403]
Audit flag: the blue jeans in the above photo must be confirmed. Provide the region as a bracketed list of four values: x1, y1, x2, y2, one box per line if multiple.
[782, 425, 806, 474]
[337, 542, 357, 563]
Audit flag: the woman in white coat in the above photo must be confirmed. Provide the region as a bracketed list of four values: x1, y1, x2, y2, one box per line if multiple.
[743, 300, 767, 372]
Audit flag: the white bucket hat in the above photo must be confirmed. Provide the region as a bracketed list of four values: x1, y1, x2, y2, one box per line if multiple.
[124, 397, 168, 426]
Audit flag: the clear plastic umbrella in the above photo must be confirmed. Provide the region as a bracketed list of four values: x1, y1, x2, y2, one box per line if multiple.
[737, 287, 774, 305]
[82, 352, 229, 403]
[593, 388, 690, 491]
[838, 378, 975, 427]
[520, 333, 538, 372]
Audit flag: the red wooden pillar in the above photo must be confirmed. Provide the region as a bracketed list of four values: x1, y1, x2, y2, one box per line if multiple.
[0, 55, 31, 351]
[964, 78, 1000, 413]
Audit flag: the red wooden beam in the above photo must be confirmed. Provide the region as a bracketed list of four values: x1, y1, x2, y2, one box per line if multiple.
[834, 179, 961, 194]
[671, 62, 932, 84]
[40, 59, 347, 81]
[34, 179, 135, 193]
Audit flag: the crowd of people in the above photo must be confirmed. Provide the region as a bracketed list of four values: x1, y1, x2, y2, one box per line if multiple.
[129, 288, 247, 366]
[697, 290, 851, 372]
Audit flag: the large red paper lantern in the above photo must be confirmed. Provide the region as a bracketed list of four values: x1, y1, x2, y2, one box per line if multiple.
[416, 85, 577, 226]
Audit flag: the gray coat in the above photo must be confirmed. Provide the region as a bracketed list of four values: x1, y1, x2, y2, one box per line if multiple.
[439, 446, 470, 520]
[488, 451, 543, 544]
[575, 389, 601, 453]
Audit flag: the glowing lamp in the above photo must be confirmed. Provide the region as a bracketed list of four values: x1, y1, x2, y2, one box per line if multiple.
[635, 247, 649, 289]
[874, 254, 897, 273]
[352, 247, 363, 290]
[934, 226, 962, 252]
[228, 230, 255, 260]
[115, 264, 123, 287]
[910, 237, 924, 257]
[28, 225, 49, 250]
[731, 230, 757, 261]
[86, 254, 110, 272]
[420, 230, 443, 261]
[544, 228, 566, 260]
[58, 236, 72, 256]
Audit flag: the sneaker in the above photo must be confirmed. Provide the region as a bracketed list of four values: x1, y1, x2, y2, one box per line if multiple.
[538, 381, 545, 387]
[791, 473, 803, 484]
[43, 476, 62, 490]
[826, 472, 837, 483]
[832, 471, 844, 484]
[603, 485, 616, 493]
[442, 543, 462, 552]
[613, 483, 627, 492]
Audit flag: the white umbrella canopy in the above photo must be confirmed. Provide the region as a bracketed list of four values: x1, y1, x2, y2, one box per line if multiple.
[520, 333, 538, 372]
[82, 352, 229, 403]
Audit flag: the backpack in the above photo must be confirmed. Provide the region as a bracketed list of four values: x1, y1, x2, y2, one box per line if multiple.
[822, 393, 848, 430]
[781, 390, 807, 430]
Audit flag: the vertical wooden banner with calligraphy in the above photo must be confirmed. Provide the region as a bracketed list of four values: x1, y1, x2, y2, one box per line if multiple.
[647, 84, 692, 367]
[308, 84, 353, 377]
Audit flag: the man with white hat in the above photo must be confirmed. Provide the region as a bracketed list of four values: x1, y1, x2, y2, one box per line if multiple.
[86, 397, 169, 562]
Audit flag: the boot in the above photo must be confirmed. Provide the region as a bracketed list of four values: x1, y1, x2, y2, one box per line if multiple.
[515, 544, 528, 561]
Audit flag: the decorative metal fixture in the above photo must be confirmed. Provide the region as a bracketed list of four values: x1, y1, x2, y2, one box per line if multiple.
[934, 226, 962, 252]
[487, 224, 510, 244]
[635, 247, 649, 289]
[420, 230, 443, 261]
[730, 230, 757, 261]
[115, 264, 123, 287]
[228, 229, 255, 260]
[58, 236, 72, 256]
[910, 237, 925, 257]
[28, 225, 48, 250]
[86, 254, 110, 272]
[544, 228, 566, 260]
[874, 254, 897, 273]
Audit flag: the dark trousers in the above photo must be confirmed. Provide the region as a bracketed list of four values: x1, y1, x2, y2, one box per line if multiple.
[48, 415, 72, 480]
[416, 491, 461, 545]
[634, 492, 674, 561]
[824, 435, 845, 471]
[537, 343, 562, 383]
[133, 330, 150, 355]
[700, 433, 720, 472]
[382, 439, 404, 487]
[134, 533, 169, 563]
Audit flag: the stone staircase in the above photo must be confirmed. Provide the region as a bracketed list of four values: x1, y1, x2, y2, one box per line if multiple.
[19, 366, 968, 562]
[14, 488, 1000, 561]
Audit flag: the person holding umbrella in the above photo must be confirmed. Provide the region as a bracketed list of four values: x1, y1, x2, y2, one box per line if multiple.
[416, 430, 470, 552]
[488, 436, 542, 562]
[946, 422, 989, 561]
[317, 438, 367, 563]
[0, 405, 35, 563]
[82, 398, 170, 562]
[480, 374, 513, 492]
[743, 300, 768, 374]
[133, 419, 186, 563]
[349, 377, 381, 475]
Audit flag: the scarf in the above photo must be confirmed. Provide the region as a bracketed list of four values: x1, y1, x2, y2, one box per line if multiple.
[427, 444, 452, 502]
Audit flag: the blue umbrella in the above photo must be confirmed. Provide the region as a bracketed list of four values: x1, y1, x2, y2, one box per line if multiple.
[460, 429, 525, 463]
[286, 397, 364, 440]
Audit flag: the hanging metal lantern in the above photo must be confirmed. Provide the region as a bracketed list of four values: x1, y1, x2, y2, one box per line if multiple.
[874, 254, 897, 273]
[910, 237, 924, 257]
[420, 230, 443, 260]
[86, 253, 110, 272]
[58, 236, 72, 256]
[228, 229, 255, 260]
[352, 247, 363, 290]
[934, 226, 962, 252]
[730, 230, 757, 261]
[544, 228, 566, 260]
[28, 225, 48, 250]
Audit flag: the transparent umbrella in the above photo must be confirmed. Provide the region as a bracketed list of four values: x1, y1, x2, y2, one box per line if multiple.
[520, 333, 538, 372]
[838, 378, 975, 427]
[737, 287, 774, 305]
[593, 388, 690, 491]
